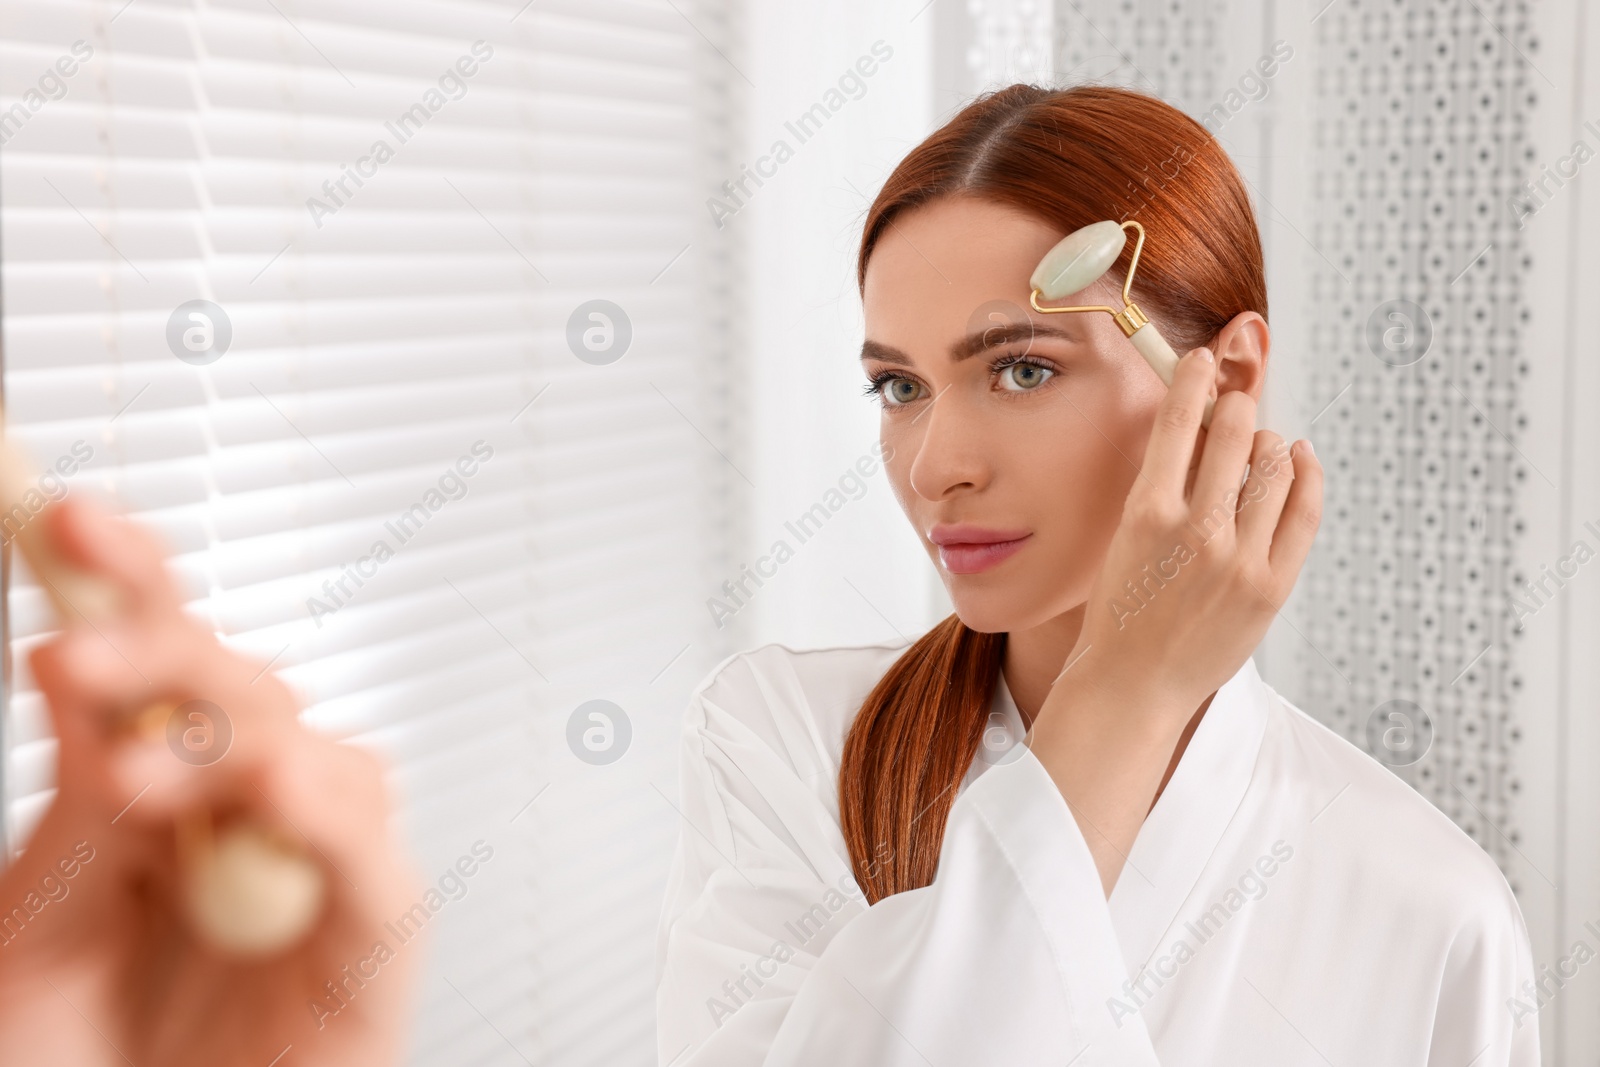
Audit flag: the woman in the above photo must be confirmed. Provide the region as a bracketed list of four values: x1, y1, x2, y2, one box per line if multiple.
[655, 85, 1538, 1064]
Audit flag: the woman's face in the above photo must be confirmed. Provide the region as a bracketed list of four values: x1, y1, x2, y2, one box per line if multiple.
[860, 195, 1171, 634]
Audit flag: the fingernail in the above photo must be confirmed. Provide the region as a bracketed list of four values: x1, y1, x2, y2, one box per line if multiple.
[1196, 347, 1214, 364]
[1296, 438, 1315, 457]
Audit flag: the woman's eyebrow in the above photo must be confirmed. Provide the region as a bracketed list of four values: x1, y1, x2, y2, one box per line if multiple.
[860, 320, 1078, 366]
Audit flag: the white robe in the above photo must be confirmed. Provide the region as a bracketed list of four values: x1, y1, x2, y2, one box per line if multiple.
[655, 640, 1541, 1066]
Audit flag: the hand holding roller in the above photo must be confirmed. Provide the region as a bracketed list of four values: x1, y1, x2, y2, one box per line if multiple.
[0, 421, 326, 957]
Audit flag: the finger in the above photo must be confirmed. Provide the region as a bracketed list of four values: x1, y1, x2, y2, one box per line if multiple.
[105, 644, 305, 811]
[38, 616, 199, 717]
[1235, 431, 1294, 558]
[115, 714, 417, 933]
[1268, 439, 1323, 576]
[1187, 390, 1258, 540]
[1136, 347, 1218, 499]
[27, 637, 123, 797]
[48, 496, 183, 618]
[40, 609, 300, 728]
[1182, 426, 1207, 499]
[35, 623, 301, 816]
[250, 734, 417, 919]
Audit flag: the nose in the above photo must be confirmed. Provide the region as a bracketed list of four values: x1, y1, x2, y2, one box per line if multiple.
[904, 388, 990, 502]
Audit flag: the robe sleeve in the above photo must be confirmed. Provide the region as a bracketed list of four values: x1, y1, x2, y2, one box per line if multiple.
[654, 670, 1161, 1067]
[1424, 870, 1542, 1066]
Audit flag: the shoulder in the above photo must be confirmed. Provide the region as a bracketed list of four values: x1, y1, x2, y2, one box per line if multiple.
[674, 640, 911, 830]
[1258, 680, 1522, 928]
[682, 639, 910, 765]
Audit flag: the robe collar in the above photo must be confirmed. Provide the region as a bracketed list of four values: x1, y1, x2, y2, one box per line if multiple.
[979, 655, 1271, 978]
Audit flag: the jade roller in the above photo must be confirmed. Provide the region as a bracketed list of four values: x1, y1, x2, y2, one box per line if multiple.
[1029, 219, 1215, 428]
[0, 420, 326, 956]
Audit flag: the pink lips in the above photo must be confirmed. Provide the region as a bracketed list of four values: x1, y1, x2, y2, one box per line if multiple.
[928, 523, 1032, 575]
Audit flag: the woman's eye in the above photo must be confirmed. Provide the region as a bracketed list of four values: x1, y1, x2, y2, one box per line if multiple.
[997, 361, 1054, 391]
[883, 378, 924, 406]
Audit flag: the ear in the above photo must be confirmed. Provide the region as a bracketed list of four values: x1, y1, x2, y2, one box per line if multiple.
[1207, 311, 1270, 400]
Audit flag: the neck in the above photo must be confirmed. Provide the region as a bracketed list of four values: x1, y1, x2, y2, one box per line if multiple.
[1000, 605, 1085, 728]
[1001, 605, 1214, 809]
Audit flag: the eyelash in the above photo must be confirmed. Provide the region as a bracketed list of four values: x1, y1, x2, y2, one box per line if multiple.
[861, 352, 1059, 408]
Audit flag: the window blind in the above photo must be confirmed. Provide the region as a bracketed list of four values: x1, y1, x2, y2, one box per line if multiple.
[0, 1, 742, 1064]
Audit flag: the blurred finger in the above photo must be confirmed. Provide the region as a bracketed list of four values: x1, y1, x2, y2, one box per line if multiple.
[250, 736, 413, 913]
[48, 497, 183, 618]
[100, 654, 302, 819]
[35, 622, 303, 820]
[27, 637, 121, 799]
[39, 617, 209, 718]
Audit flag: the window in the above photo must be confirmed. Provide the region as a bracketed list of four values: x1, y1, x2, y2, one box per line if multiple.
[1, 1, 741, 1062]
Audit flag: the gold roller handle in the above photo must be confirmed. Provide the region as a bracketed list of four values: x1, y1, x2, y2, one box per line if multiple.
[1, 424, 326, 957]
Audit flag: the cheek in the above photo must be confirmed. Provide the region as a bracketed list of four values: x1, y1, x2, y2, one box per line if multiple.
[1023, 378, 1162, 558]
[1027, 414, 1133, 532]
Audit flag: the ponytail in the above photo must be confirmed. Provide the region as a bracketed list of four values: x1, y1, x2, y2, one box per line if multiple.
[839, 615, 1006, 903]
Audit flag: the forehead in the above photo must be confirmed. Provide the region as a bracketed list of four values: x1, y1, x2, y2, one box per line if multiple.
[862, 196, 1116, 348]
[863, 196, 1063, 306]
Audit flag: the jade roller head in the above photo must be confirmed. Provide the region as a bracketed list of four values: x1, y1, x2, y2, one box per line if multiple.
[1029, 219, 1214, 428]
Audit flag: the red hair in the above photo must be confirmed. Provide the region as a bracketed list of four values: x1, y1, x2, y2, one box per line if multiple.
[841, 84, 1267, 904]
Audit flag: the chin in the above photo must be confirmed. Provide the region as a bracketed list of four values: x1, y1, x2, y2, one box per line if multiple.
[946, 587, 1037, 634]
[946, 577, 1090, 635]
